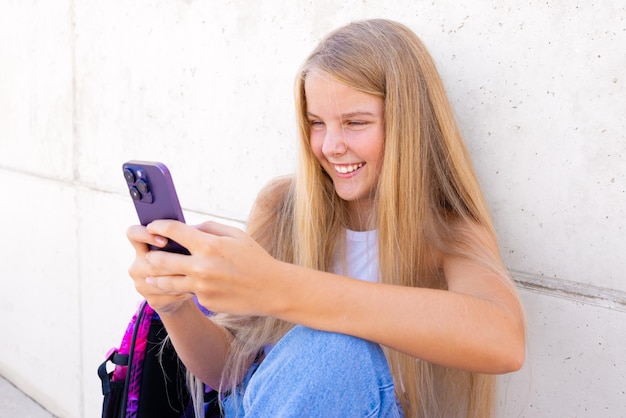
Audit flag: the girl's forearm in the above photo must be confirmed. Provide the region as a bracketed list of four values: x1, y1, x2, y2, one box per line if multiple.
[157, 299, 233, 388]
[268, 262, 524, 374]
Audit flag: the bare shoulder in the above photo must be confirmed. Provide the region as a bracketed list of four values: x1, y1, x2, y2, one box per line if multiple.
[255, 176, 294, 207]
[250, 175, 295, 221]
[445, 217, 502, 258]
[246, 176, 295, 253]
[442, 217, 513, 295]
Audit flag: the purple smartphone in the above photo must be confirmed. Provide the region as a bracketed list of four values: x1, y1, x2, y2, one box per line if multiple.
[123, 160, 190, 254]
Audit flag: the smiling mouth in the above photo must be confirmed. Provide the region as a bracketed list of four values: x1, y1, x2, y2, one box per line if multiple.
[334, 163, 364, 174]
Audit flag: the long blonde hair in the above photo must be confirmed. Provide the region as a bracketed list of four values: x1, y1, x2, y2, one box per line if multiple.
[205, 19, 514, 417]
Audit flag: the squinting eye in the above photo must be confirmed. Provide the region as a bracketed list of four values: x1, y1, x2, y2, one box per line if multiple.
[346, 121, 368, 128]
[309, 120, 324, 129]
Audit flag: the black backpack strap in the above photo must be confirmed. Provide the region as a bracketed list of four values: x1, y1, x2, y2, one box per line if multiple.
[120, 300, 150, 417]
[97, 356, 112, 396]
[98, 349, 134, 418]
[111, 352, 129, 365]
[98, 350, 130, 395]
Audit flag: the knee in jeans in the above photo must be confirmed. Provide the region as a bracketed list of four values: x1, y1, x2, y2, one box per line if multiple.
[277, 325, 391, 383]
[242, 326, 401, 417]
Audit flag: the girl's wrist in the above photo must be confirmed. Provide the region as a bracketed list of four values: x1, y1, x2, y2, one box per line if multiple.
[264, 261, 307, 320]
[152, 295, 196, 317]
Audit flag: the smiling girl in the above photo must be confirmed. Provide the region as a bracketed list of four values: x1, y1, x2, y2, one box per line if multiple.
[127, 19, 526, 417]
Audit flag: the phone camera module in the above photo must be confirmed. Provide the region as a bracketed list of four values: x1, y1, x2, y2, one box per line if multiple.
[124, 165, 153, 203]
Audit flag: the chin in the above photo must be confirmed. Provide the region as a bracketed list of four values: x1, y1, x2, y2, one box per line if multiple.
[334, 189, 365, 202]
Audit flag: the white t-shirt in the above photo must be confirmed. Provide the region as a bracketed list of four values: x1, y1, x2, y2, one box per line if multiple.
[333, 229, 379, 283]
[264, 229, 379, 356]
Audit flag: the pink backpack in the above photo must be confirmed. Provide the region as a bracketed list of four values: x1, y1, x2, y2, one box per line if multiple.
[98, 300, 219, 418]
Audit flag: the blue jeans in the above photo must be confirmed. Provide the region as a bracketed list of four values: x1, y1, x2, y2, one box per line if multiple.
[221, 325, 403, 417]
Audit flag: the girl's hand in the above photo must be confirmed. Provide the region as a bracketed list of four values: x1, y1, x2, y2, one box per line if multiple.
[126, 224, 195, 313]
[140, 220, 281, 316]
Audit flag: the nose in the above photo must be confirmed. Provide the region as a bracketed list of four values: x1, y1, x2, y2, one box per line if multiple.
[321, 126, 347, 157]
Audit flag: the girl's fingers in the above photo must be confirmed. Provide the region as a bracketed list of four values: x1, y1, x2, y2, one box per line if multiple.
[145, 275, 194, 295]
[127, 224, 168, 253]
[144, 248, 208, 277]
[146, 220, 207, 253]
[146, 220, 246, 255]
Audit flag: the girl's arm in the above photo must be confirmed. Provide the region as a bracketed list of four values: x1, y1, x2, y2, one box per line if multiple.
[271, 247, 525, 374]
[143, 218, 525, 374]
[155, 300, 232, 388]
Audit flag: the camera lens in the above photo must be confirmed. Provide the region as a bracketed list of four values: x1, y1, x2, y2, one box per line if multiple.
[136, 179, 149, 194]
[129, 187, 141, 201]
[123, 168, 135, 184]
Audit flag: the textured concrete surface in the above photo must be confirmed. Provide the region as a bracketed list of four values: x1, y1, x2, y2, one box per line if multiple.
[1, 2, 625, 417]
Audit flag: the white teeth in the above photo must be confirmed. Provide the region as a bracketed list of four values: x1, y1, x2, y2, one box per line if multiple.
[334, 163, 364, 174]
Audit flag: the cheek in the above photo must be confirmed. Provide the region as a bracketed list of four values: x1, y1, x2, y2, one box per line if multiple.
[368, 138, 385, 177]
[362, 132, 385, 162]
[309, 132, 325, 161]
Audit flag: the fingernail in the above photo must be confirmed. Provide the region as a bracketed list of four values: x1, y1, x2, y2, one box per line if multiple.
[146, 277, 155, 286]
[154, 236, 168, 246]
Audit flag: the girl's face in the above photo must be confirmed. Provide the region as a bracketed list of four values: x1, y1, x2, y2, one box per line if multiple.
[305, 71, 385, 226]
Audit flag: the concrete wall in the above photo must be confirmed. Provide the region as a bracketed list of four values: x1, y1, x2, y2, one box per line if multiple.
[0, 1, 624, 416]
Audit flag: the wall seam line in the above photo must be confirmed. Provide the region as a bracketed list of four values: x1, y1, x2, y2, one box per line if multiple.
[69, 1, 85, 416]
[512, 269, 626, 313]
